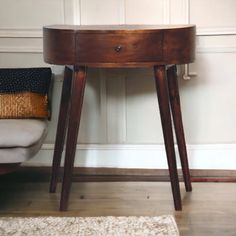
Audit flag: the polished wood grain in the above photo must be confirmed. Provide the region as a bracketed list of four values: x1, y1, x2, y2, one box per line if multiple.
[50, 66, 73, 193]
[0, 182, 235, 236]
[60, 66, 87, 211]
[43, 24, 195, 211]
[154, 65, 181, 210]
[76, 32, 163, 63]
[167, 65, 192, 192]
[43, 25, 195, 67]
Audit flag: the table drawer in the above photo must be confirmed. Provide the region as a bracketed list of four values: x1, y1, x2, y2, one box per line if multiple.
[76, 32, 163, 63]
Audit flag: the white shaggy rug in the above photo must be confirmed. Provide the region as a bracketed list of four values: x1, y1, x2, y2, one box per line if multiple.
[0, 215, 179, 236]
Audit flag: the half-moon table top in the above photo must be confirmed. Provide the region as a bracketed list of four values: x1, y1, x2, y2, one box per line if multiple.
[43, 24, 196, 68]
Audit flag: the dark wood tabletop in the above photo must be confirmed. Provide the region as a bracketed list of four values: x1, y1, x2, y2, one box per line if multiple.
[43, 24, 195, 67]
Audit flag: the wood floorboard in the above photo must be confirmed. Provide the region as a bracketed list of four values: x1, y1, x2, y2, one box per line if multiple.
[0, 182, 236, 235]
[2, 167, 236, 183]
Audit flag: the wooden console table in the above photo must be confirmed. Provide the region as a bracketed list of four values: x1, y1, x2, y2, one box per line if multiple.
[43, 24, 196, 211]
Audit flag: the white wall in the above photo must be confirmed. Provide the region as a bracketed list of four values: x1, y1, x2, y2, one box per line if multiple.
[0, 0, 236, 169]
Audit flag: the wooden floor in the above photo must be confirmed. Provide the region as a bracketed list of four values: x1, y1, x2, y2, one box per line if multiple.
[0, 181, 236, 235]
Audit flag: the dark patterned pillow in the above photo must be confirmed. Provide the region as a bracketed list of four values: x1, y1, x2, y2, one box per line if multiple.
[0, 68, 52, 118]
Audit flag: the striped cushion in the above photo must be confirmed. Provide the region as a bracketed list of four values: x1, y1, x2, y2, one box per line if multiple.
[0, 68, 51, 118]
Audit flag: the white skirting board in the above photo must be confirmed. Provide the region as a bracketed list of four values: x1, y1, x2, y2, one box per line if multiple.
[23, 144, 236, 170]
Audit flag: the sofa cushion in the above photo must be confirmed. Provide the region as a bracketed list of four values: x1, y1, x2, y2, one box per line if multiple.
[0, 134, 45, 163]
[0, 119, 47, 148]
[0, 68, 52, 119]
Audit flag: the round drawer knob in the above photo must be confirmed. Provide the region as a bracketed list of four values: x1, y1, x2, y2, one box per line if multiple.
[115, 45, 122, 52]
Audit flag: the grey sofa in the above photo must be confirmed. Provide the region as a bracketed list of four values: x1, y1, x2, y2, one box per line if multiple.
[0, 68, 51, 174]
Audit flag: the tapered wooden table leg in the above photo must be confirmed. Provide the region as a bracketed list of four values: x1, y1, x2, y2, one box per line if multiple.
[60, 65, 87, 211]
[167, 65, 192, 192]
[50, 66, 73, 193]
[154, 65, 182, 211]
